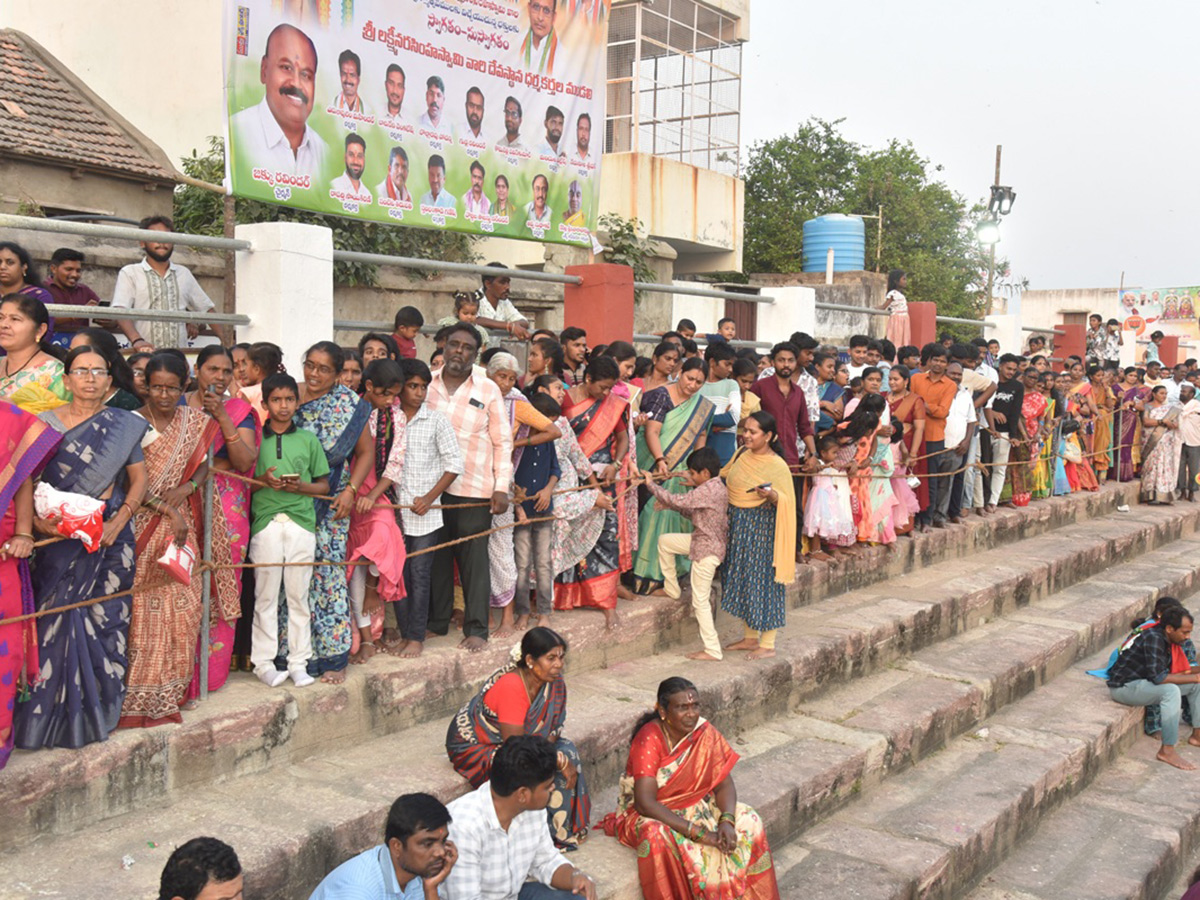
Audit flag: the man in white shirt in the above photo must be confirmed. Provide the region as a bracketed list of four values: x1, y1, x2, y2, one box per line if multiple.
[418, 75, 445, 129]
[525, 174, 552, 226]
[845, 335, 870, 379]
[420, 155, 456, 210]
[1177, 383, 1200, 502]
[462, 161, 492, 216]
[111, 215, 216, 350]
[496, 96, 525, 149]
[443, 736, 597, 900]
[519, 0, 559, 74]
[1165, 364, 1189, 404]
[459, 87, 487, 142]
[332, 48, 369, 113]
[536, 106, 567, 161]
[329, 133, 372, 203]
[944, 362, 978, 523]
[377, 146, 413, 203]
[473, 263, 531, 342]
[229, 23, 329, 177]
[568, 112, 592, 167]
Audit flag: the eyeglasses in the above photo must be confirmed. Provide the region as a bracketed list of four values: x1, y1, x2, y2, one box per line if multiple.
[148, 385, 183, 395]
[303, 360, 336, 376]
[68, 367, 110, 379]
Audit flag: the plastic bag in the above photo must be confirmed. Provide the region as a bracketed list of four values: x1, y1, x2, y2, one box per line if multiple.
[157, 542, 196, 586]
[33, 482, 105, 552]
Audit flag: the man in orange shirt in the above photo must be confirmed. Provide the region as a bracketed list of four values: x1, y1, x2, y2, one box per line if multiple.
[909, 343, 957, 530]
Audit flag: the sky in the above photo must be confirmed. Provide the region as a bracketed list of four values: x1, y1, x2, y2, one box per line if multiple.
[741, 0, 1200, 292]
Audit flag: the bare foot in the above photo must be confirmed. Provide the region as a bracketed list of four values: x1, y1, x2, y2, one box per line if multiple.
[493, 607, 516, 639]
[320, 669, 347, 685]
[1158, 746, 1197, 770]
[617, 585, 635, 601]
[359, 641, 377, 663]
[450, 609, 465, 630]
[648, 588, 670, 598]
[181, 699, 199, 711]
[686, 650, 722, 662]
[380, 628, 404, 653]
[399, 640, 424, 659]
[1188, 732, 1200, 748]
[514, 614, 531, 631]
[459, 635, 488, 653]
[603, 608, 621, 631]
[534, 614, 552, 629]
[810, 551, 835, 563]
[747, 648, 777, 660]
[724, 638, 759, 651]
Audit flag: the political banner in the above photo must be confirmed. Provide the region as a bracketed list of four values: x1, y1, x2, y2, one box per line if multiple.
[1118, 287, 1200, 342]
[223, 0, 605, 245]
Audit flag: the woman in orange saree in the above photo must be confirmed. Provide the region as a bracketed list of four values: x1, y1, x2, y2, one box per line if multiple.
[607, 677, 778, 899]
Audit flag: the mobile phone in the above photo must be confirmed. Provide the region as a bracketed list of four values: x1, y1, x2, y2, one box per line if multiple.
[279, 473, 300, 482]
[747, 482, 772, 492]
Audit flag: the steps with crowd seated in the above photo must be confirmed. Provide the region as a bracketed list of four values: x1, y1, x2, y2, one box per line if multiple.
[0, 482, 1143, 853]
[5, 488, 1200, 899]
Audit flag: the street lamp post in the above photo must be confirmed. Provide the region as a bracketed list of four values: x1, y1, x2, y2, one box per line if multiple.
[977, 145, 1016, 314]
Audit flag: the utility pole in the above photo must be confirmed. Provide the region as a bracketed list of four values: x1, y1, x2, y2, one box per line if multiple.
[985, 144, 1001, 314]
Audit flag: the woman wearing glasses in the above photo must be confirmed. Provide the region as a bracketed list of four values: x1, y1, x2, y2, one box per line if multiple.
[118, 352, 221, 728]
[292, 342, 372, 684]
[14, 346, 148, 754]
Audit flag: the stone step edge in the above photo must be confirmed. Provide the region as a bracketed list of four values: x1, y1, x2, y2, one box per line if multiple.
[5, 544, 1180, 899]
[5, 497, 1192, 854]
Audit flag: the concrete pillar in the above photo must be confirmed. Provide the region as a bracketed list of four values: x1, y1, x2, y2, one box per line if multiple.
[755, 285, 815, 345]
[1119, 330, 1138, 368]
[909, 301, 937, 348]
[984, 313, 1021, 359]
[235, 221, 334, 373]
[564, 264, 634, 346]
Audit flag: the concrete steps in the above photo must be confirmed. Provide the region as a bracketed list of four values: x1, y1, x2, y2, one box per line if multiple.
[0, 483, 1143, 849]
[5, 486, 1199, 899]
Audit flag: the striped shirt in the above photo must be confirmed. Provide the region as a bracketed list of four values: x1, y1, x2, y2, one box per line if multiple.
[428, 369, 513, 499]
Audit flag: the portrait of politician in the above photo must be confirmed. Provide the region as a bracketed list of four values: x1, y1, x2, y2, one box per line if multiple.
[462, 161, 492, 216]
[520, 0, 559, 75]
[421, 155, 456, 210]
[525, 174, 552, 225]
[459, 87, 487, 142]
[330, 133, 372, 202]
[569, 113, 593, 167]
[537, 106, 567, 161]
[419, 75, 446, 129]
[332, 49, 369, 114]
[496, 96, 524, 150]
[377, 146, 412, 203]
[561, 180, 584, 226]
[230, 23, 329, 177]
[382, 64, 410, 124]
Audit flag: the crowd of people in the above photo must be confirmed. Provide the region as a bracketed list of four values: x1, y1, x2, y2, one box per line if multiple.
[8, 229, 1200, 896]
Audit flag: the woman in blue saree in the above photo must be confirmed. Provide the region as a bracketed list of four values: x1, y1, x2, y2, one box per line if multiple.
[284, 342, 373, 684]
[632, 358, 714, 595]
[14, 348, 148, 753]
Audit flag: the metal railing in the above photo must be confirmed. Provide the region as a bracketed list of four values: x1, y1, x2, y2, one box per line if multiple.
[44, 304, 249, 328]
[0, 214, 251, 253]
[634, 282, 775, 304]
[814, 301, 889, 318]
[936, 315, 993, 329]
[331, 250, 581, 285]
[632, 333, 773, 350]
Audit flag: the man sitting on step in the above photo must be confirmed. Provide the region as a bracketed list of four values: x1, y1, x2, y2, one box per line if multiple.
[1107, 604, 1200, 770]
[158, 836, 243, 900]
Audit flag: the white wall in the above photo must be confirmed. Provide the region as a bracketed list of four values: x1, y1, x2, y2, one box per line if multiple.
[756, 285, 816, 345]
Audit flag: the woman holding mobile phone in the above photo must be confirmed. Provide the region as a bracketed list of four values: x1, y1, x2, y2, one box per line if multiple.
[720, 411, 796, 661]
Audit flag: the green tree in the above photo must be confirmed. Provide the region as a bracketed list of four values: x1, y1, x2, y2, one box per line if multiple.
[173, 137, 475, 286]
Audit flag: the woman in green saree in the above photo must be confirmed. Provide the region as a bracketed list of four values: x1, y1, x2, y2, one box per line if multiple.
[632, 358, 714, 595]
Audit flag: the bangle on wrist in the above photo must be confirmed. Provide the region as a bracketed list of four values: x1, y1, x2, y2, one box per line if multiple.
[13, 532, 33, 541]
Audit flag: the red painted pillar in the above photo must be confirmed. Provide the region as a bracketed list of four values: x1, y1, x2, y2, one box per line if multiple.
[908, 301, 937, 349]
[563, 264, 634, 347]
[1056, 323, 1086, 365]
[1159, 335, 1181, 368]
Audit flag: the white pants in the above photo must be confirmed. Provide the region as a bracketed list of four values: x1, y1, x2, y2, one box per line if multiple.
[249, 516, 316, 675]
[988, 434, 1012, 506]
[658, 533, 722, 659]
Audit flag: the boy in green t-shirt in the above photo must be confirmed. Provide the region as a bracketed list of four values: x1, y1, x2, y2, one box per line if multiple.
[248, 373, 330, 688]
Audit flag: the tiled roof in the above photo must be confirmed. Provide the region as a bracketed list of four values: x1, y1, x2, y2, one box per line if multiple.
[0, 29, 177, 183]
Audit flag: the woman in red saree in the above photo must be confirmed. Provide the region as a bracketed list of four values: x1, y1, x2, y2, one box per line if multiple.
[119, 354, 221, 728]
[609, 677, 778, 899]
[0, 399, 61, 770]
[554, 357, 632, 629]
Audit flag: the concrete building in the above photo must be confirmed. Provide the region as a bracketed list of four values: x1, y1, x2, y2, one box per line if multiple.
[0, 29, 177, 221]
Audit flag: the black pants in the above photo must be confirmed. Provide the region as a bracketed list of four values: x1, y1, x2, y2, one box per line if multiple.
[429, 493, 492, 640]
[399, 531, 441, 641]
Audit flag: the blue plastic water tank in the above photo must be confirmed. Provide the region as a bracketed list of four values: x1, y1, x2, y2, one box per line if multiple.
[801, 214, 866, 272]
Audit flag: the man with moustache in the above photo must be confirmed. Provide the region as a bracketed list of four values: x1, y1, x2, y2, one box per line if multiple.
[536, 106, 567, 161]
[332, 48, 368, 113]
[421, 155, 456, 210]
[462, 161, 491, 216]
[525, 174, 552, 226]
[496, 96, 525, 149]
[43, 248, 103, 339]
[330, 133, 372, 202]
[309, 793, 458, 899]
[520, 0, 559, 74]
[111, 216, 216, 350]
[377, 146, 412, 203]
[419, 75, 446, 129]
[381, 64, 410, 124]
[230, 23, 329, 177]
[568, 112, 592, 167]
[460, 87, 487, 141]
